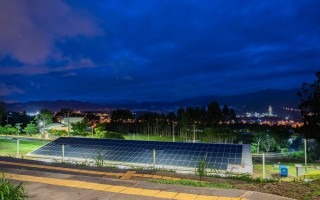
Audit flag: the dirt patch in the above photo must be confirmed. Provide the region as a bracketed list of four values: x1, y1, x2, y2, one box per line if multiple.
[152, 170, 320, 200]
[236, 180, 320, 200]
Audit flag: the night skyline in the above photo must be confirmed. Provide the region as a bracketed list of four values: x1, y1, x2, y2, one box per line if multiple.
[0, 0, 319, 103]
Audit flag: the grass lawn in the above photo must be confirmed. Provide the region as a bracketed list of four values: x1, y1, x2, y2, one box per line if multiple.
[253, 162, 320, 179]
[123, 133, 184, 142]
[0, 139, 48, 157]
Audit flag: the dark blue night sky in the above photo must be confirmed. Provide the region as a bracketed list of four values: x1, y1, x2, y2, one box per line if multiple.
[0, 0, 319, 103]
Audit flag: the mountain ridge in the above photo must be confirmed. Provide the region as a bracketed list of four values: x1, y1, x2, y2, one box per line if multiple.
[4, 89, 300, 117]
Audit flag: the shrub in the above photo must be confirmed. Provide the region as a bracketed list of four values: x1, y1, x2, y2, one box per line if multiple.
[0, 174, 27, 200]
[94, 151, 104, 167]
[195, 157, 207, 181]
[103, 131, 124, 139]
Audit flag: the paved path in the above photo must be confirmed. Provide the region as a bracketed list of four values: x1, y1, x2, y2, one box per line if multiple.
[0, 158, 294, 200]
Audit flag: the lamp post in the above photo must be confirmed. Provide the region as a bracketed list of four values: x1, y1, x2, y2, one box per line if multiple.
[5, 114, 8, 139]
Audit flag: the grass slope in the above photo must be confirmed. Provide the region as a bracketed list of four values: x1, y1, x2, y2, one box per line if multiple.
[0, 139, 47, 156]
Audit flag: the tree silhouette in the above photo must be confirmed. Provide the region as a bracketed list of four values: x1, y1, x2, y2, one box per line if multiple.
[297, 71, 320, 141]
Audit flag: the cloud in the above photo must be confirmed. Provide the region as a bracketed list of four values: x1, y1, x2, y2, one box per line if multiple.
[62, 72, 77, 77]
[0, 0, 102, 65]
[0, 58, 98, 75]
[1, 0, 320, 103]
[0, 84, 24, 96]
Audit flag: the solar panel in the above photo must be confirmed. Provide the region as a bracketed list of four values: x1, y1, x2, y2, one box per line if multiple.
[29, 137, 252, 172]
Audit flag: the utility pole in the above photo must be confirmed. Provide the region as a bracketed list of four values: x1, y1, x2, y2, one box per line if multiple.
[304, 139, 307, 172]
[5, 113, 9, 139]
[67, 112, 70, 137]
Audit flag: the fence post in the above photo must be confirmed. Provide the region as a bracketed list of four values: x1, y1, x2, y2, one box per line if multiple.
[62, 144, 65, 162]
[153, 149, 156, 168]
[16, 139, 20, 158]
[262, 153, 265, 179]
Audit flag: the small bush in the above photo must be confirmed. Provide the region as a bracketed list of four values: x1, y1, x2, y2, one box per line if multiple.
[94, 151, 104, 167]
[224, 173, 278, 183]
[0, 174, 27, 200]
[195, 157, 207, 181]
[149, 179, 233, 189]
[103, 132, 125, 139]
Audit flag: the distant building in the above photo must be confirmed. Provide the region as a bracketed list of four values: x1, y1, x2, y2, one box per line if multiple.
[61, 117, 84, 125]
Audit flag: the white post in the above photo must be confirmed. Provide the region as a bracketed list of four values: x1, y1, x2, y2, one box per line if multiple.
[16, 139, 20, 158]
[262, 153, 265, 179]
[304, 139, 307, 172]
[62, 144, 65, 162]
[42, 120, 44, 144]
[193, 124, 196, 143]
[67, 113, 70, 137]
[147, 123, 150, 141]
[172, 122, 175, 142]
[91, 126, 94, 138]
[153, 149, 156, 168]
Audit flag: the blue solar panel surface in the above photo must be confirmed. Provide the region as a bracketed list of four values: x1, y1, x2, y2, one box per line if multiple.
[30, 137, 249, 170]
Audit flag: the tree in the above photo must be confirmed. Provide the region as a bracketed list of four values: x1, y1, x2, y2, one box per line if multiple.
[262, 136, 276, 152]
[297, 71, 320, 141]
[15, 123, 23, 135]
[102, 131, 124, 139]
[206, 101, 223, 126]
[47, 129, 67, 137]
[180, 112, 190, 141]
[253, 131, 264, 154]
[0, 99, 5, 121]
[23, 122, 38, 136]
[0, 126, 6, 134]
[36, 109, 54, 125]
[71, 120, 88, 136]
[94, 123, 107, 137]
[84, 112, 100, 126]
[5, 124, 17, 135]
[229, 109, 237, 122]
[111, 109, 133, 122]
[222, 105, 230, 121]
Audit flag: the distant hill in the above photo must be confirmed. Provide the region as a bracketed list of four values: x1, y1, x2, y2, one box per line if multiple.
[115, 89, 300, 117]
[5, 100, 110, 112]
[5, 89, 300, 118]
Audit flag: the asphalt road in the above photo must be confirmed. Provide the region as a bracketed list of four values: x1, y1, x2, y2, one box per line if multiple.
[0, 157, 294, 200]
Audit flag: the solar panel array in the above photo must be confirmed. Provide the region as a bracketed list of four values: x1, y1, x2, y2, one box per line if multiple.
[29, 137, 251, 171]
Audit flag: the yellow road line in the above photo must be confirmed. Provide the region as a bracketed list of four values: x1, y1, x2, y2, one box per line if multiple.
[3, 173, 245, 200]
